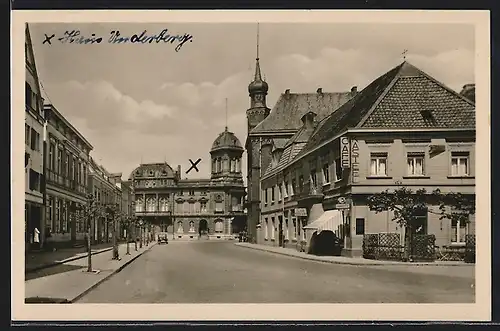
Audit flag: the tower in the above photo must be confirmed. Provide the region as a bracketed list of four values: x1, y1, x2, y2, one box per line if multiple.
[210, 127, 244, 182]
[246, 23, 270, 133]
[245, 23, 271, 243]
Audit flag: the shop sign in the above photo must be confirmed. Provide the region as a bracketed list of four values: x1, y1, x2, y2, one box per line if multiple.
[340, 136, 350, 169]
[295, 208, 307, 217]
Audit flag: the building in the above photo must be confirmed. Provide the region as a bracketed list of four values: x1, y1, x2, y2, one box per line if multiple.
[87, 158, 122, 244]
[44, 104, 93, 248]
[244, 55, 356, 243]
[258, 61, 475, 257]
[25, 24, 46, 251]
[129, 127, 246, 240]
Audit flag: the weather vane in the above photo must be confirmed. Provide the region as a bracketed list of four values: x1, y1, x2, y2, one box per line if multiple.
[402, 49, 408, 61]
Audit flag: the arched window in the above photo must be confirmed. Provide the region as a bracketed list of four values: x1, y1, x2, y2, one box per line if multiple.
[215, 220, 223, 233]
[135, 197, 144, 212]
[177, 221, 183, 233]
[146, 197, 156, 212]
[159, 197, 169, 212]
[189, 221, 195, 233]
[230, 159, 235, 172]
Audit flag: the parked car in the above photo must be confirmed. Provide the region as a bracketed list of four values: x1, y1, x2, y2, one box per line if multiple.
[157, 232, 169, 244]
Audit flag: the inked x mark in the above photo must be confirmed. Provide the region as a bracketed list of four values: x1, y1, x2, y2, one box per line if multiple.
[43, 34, 55, 45]
[186, 158, 201, 174]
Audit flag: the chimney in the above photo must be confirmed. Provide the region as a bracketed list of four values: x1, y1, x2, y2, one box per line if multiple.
[316, 87, 323, 94]
[351, 86, 358, 93]
[285, 89, 290, 95]
[301, 111, 317, 130]
[177, 165, 181, 176]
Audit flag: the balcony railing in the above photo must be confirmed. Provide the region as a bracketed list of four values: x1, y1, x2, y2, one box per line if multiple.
[297, 180, 324, 201]
[46, 169, 87, 195]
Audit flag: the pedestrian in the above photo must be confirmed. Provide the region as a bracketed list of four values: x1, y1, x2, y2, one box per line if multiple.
[33, 227, 40, 249]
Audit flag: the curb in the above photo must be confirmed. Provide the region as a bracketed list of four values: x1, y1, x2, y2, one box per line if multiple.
[234, 243, 472, 267]
[25, 247, 114, 274]
[70, 243, 157, 303]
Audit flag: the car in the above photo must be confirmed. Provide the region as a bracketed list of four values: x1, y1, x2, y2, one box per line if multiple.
[157, 232, 169, 244]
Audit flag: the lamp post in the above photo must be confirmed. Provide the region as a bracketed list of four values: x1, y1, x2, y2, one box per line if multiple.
[125, 215, 131, 255]
[139, 219, 143, 248]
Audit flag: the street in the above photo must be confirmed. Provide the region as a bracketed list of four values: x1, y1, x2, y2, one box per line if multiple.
[76, 241, 475, 303]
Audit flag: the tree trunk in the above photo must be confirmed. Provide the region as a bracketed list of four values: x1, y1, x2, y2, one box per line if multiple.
[403, 224, 412, 262]
[112, 216, 119, 260]
[87, 215, 92, 272]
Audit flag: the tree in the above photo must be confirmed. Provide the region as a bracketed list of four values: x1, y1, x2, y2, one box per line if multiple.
[105, 203, 120, 260]
[120, 214, 138, 255]
[75, 194, 103, 272]
[366, 182, 475, 261]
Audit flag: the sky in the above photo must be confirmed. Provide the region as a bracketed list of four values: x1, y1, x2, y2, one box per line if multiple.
[29, 22, 475, 183]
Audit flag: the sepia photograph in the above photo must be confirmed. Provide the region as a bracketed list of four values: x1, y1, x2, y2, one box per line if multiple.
[14, 10, 490, 321]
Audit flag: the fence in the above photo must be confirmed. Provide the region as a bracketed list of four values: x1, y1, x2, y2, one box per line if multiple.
[363, 233, 436, 262]
[362, 233, 403, 261]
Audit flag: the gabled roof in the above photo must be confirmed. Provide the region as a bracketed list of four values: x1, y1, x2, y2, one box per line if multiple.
[250, 91, 354, 134]
[294, 61, 476, 161]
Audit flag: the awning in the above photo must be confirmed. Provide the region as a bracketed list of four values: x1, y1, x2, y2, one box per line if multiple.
[303, 210, 343, 234]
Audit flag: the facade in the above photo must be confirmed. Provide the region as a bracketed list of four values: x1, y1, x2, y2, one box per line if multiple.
[44, 104, 93, 247]
[130, 127, 246, 240]
[245, 55, 356, 243]
[87, 158, 122, 244]
[25, 24, 46, 251]
[258, 61, 476, 257]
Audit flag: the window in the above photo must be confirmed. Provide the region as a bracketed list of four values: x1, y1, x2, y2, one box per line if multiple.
[310, 169, 317, 187]
[291, 179, 296, 196]
[370, 153, 388, 176]
[264, 218, 269, 240]
[451, 219, 468, 244]
[176, 202, 183, 214]
[230, 159, 236, 172]
[271, 217, 276, 240]
[146, 197, 156, 212]
[215, 201, 223, 213]
[264, 189, 268, 205]
[200, 201, 208, 213]
[47, 196, 54, 231]
[30, 128, 39, 151]
[284, 181, 289, 197]
[322, 163, 330, 184]
[25, 83, 33, 108]
[334, 157, 343, 181]
[298, 175, 304, 193]
[29, 169, 40, 191]
[212, 159, 216, 173]
[189, 190, 195, 196]
[189, 202, 195, 214]
[57, 149, 62, 174]
[292, 218, 297, 240]
[189, 221, 195, 233]
[407, 153, 425, 176]
[177, 221, 183, 233]
[451, 152, 469, 176]
[25, 124, 30, 145]
[49, 144, 55, 171]
[355, 218, 365, 235]
[159, 197, 169, 212]
[278, 183, 282, 201]
[55, 199, 61, 233]
[215, 220, 223, 233]
[271, 186, 275, 202]
[284, 219, 289, 240]
[201, 190, 207, 196]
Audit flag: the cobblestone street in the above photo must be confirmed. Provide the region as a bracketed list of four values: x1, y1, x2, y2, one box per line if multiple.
[77, 241, 475, 304]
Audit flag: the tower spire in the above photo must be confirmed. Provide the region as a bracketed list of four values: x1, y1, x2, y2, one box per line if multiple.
[254, 23, 263, 81]
[225, 98, 228, 131]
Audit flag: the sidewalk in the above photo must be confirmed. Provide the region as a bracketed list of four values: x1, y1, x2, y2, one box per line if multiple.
[235, 242, 472, 267]
[25, 242, 156, 303]
[25, 242, 119, 273]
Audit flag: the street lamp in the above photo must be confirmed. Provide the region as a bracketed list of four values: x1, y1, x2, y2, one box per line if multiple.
[139, 219, 143, 248]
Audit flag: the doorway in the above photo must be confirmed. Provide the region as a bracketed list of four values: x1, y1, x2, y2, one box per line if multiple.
[198, 219, 208, 236]
[278, 216, 284, 247]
